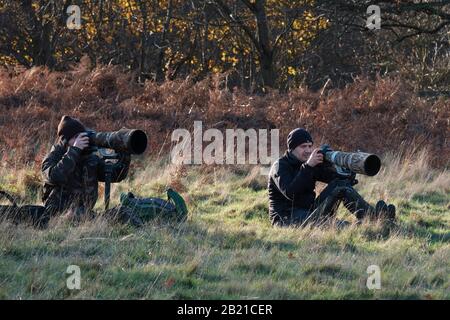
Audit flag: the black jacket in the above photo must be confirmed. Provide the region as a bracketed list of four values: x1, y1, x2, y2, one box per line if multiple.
[268, 151, 337, 223]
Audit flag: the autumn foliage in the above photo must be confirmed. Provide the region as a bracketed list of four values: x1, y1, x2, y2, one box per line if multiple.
[0, 58, 448, 170]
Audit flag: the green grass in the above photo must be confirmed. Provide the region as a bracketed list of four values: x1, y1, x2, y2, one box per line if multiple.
[0, 152, 449, 299]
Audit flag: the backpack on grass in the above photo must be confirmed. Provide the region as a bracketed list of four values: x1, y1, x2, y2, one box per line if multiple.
[119, 188, 188, 222]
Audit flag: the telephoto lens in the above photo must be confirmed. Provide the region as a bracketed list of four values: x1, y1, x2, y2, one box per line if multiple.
[87, 129, 148, 154]
[320, 144, 381, 176]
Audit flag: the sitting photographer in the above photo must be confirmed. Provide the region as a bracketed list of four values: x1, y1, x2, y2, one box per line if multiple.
[268, 128, 396, 227]
[41, 115, 142, 226]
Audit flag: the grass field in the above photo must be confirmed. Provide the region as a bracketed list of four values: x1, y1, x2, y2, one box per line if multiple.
[0, 149, 449, 299]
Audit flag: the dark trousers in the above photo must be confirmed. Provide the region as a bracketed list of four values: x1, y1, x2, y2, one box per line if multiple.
[276, 179, 373, 227]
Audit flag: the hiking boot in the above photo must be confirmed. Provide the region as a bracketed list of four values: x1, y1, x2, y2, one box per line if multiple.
[386, 204, 396, 222]
[374, 200, 396, 222]
[375, 200, 387, 216]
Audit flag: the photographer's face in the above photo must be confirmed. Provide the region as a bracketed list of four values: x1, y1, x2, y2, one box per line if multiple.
[292, 142, 313, 162]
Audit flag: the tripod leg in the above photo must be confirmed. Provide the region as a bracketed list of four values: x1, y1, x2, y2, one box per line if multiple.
[104, 173, 111, 211]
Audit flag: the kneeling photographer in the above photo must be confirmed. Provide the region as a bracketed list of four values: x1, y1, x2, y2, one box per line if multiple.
[41, 115, 143, 227]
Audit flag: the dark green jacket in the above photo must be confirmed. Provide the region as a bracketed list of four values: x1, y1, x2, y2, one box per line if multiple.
[41, 140, 130, 216]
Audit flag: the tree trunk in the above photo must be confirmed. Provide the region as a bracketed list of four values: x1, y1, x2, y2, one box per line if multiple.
[156, 0, 173, 82]
[253, 0, 275, 88]
[138, 0, 148, 82]
[20, 0, 54, 67]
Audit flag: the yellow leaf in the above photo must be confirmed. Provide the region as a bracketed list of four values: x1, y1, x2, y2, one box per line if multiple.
[287, 66, 296, 76]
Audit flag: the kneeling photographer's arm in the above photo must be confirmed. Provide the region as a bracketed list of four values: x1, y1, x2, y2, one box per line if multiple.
[41, 138, 82, 185]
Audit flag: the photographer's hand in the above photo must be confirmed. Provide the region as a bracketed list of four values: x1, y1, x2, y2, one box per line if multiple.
[306, 148, 323, 167]
[71, 133, 90, 150]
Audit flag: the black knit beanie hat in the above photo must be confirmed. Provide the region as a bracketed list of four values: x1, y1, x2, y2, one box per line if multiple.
[287, 128, 313, 151]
